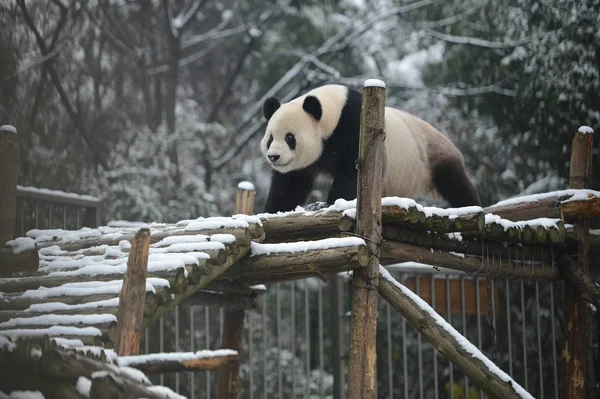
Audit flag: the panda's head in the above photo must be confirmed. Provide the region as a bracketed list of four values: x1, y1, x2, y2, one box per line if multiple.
[260, 94, 325, 173]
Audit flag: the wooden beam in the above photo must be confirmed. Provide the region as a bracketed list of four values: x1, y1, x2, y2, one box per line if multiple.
[0, 125, 19, 249]
[378, 267, 532, 399]
[380, 240, 559, 280]
[562, 126, 593, 399]
[347, 79, 386, 399]
[115, 228, 151, 356]
[217, 183, 255, 399]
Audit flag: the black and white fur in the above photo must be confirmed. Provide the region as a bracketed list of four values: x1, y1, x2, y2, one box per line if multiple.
[261, 84, 480, 213]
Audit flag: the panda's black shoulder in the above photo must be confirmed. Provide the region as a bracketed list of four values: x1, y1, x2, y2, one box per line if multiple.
[329, 86, 362, 139]
[317, 86, 363, 173]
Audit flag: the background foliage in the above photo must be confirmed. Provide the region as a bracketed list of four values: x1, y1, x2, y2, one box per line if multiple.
[5, 0, 598, 223]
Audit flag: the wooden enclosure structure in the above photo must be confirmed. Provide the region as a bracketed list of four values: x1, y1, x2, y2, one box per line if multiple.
[1, 83, 599, 398]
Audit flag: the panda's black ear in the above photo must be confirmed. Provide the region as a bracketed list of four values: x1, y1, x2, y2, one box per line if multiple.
[303, 95, 322, 121]
[263, 97, 281, 121]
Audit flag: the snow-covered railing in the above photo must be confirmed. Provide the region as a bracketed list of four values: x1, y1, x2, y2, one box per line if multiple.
[15, 185, 103, 238]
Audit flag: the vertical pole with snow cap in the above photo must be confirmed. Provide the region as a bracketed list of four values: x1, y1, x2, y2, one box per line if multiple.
[0, 125, 19, 247]
[347, 79, 386, 399]
[562, 125, 594, 399]
[216, 181, 255, 399]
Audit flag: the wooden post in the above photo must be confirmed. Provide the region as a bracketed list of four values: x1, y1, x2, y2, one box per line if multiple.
[116, 228, 151, 356]
[347, 79, 386, 399]
[216, 182, 255, 399]
[562, 126, 594, 399]
[0, 125, 19, 247]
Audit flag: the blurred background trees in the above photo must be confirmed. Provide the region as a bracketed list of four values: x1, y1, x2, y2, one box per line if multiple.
[3, 0, 599, 222]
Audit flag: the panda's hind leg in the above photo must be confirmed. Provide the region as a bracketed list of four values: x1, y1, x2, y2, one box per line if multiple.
[431, 158, 481, 207]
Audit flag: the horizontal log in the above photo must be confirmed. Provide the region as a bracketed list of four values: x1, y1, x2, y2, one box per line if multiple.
[0, 307, 118, 324]
[380, 240, 559, 280]
[260, 209, 344, 243]
[34, 223, 257, 252]
[0, 266, 192, 293]
[120, 351, 238, 374]
[0, 292, 119, 311]
[222, 241, 369, 281]
[483, 189, 600, 222]
[0, 317, 116, 332]
[378, 266, 533, 399]
[381, 224, 557, 261]
[561, 196, 600, 220]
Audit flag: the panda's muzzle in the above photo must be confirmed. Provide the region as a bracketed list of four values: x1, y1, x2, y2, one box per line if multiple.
[268, 154, 280, 162]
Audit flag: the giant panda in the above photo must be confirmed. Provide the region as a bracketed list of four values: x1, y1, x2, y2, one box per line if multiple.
[260, 84, 481, 213]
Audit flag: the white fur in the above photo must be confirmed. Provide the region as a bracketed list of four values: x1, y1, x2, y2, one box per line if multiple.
[262, 84, 465, 200]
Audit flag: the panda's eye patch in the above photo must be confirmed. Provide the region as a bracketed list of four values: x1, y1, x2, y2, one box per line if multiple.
[285, 133, 296, 150]
[267, 134, 273, 148]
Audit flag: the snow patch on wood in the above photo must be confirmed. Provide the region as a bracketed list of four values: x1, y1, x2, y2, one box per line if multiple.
[364, 78, 386, 87]
[250, 237, 365, 256]
[237, 181, 255, 191]
[119, 349, 238, 367]
[0, 124, 17, 133]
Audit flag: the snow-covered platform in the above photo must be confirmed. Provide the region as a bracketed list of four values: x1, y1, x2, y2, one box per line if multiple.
[1, 189, 599, 397]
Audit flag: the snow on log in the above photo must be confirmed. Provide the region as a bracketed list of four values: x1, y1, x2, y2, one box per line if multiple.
[483, 188, 600, 222]
[471, 215, 565, 244]
[341, 203, 485, 235]
[120, 350, 238, 374]
[378, 266, 534, 399]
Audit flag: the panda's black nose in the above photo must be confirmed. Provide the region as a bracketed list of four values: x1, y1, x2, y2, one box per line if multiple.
[268, 155, 280, 162]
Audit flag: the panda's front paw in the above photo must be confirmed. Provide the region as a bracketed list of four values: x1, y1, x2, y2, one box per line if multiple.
[305, 201, 329, 211]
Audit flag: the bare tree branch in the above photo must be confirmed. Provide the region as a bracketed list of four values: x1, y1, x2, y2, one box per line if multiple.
[17, 0, 109, 170]
[28, 3, 71, 131]
[427, 24, 568, 50]
[427, 29, 515, 49]
[180, 0, 243, 50]
[326, 74, 516, 96]
[207, 36, 258, 122]
[162, 0, 179, 39]
[174, 0, 207, 31]
[80, 0, 138, 55]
